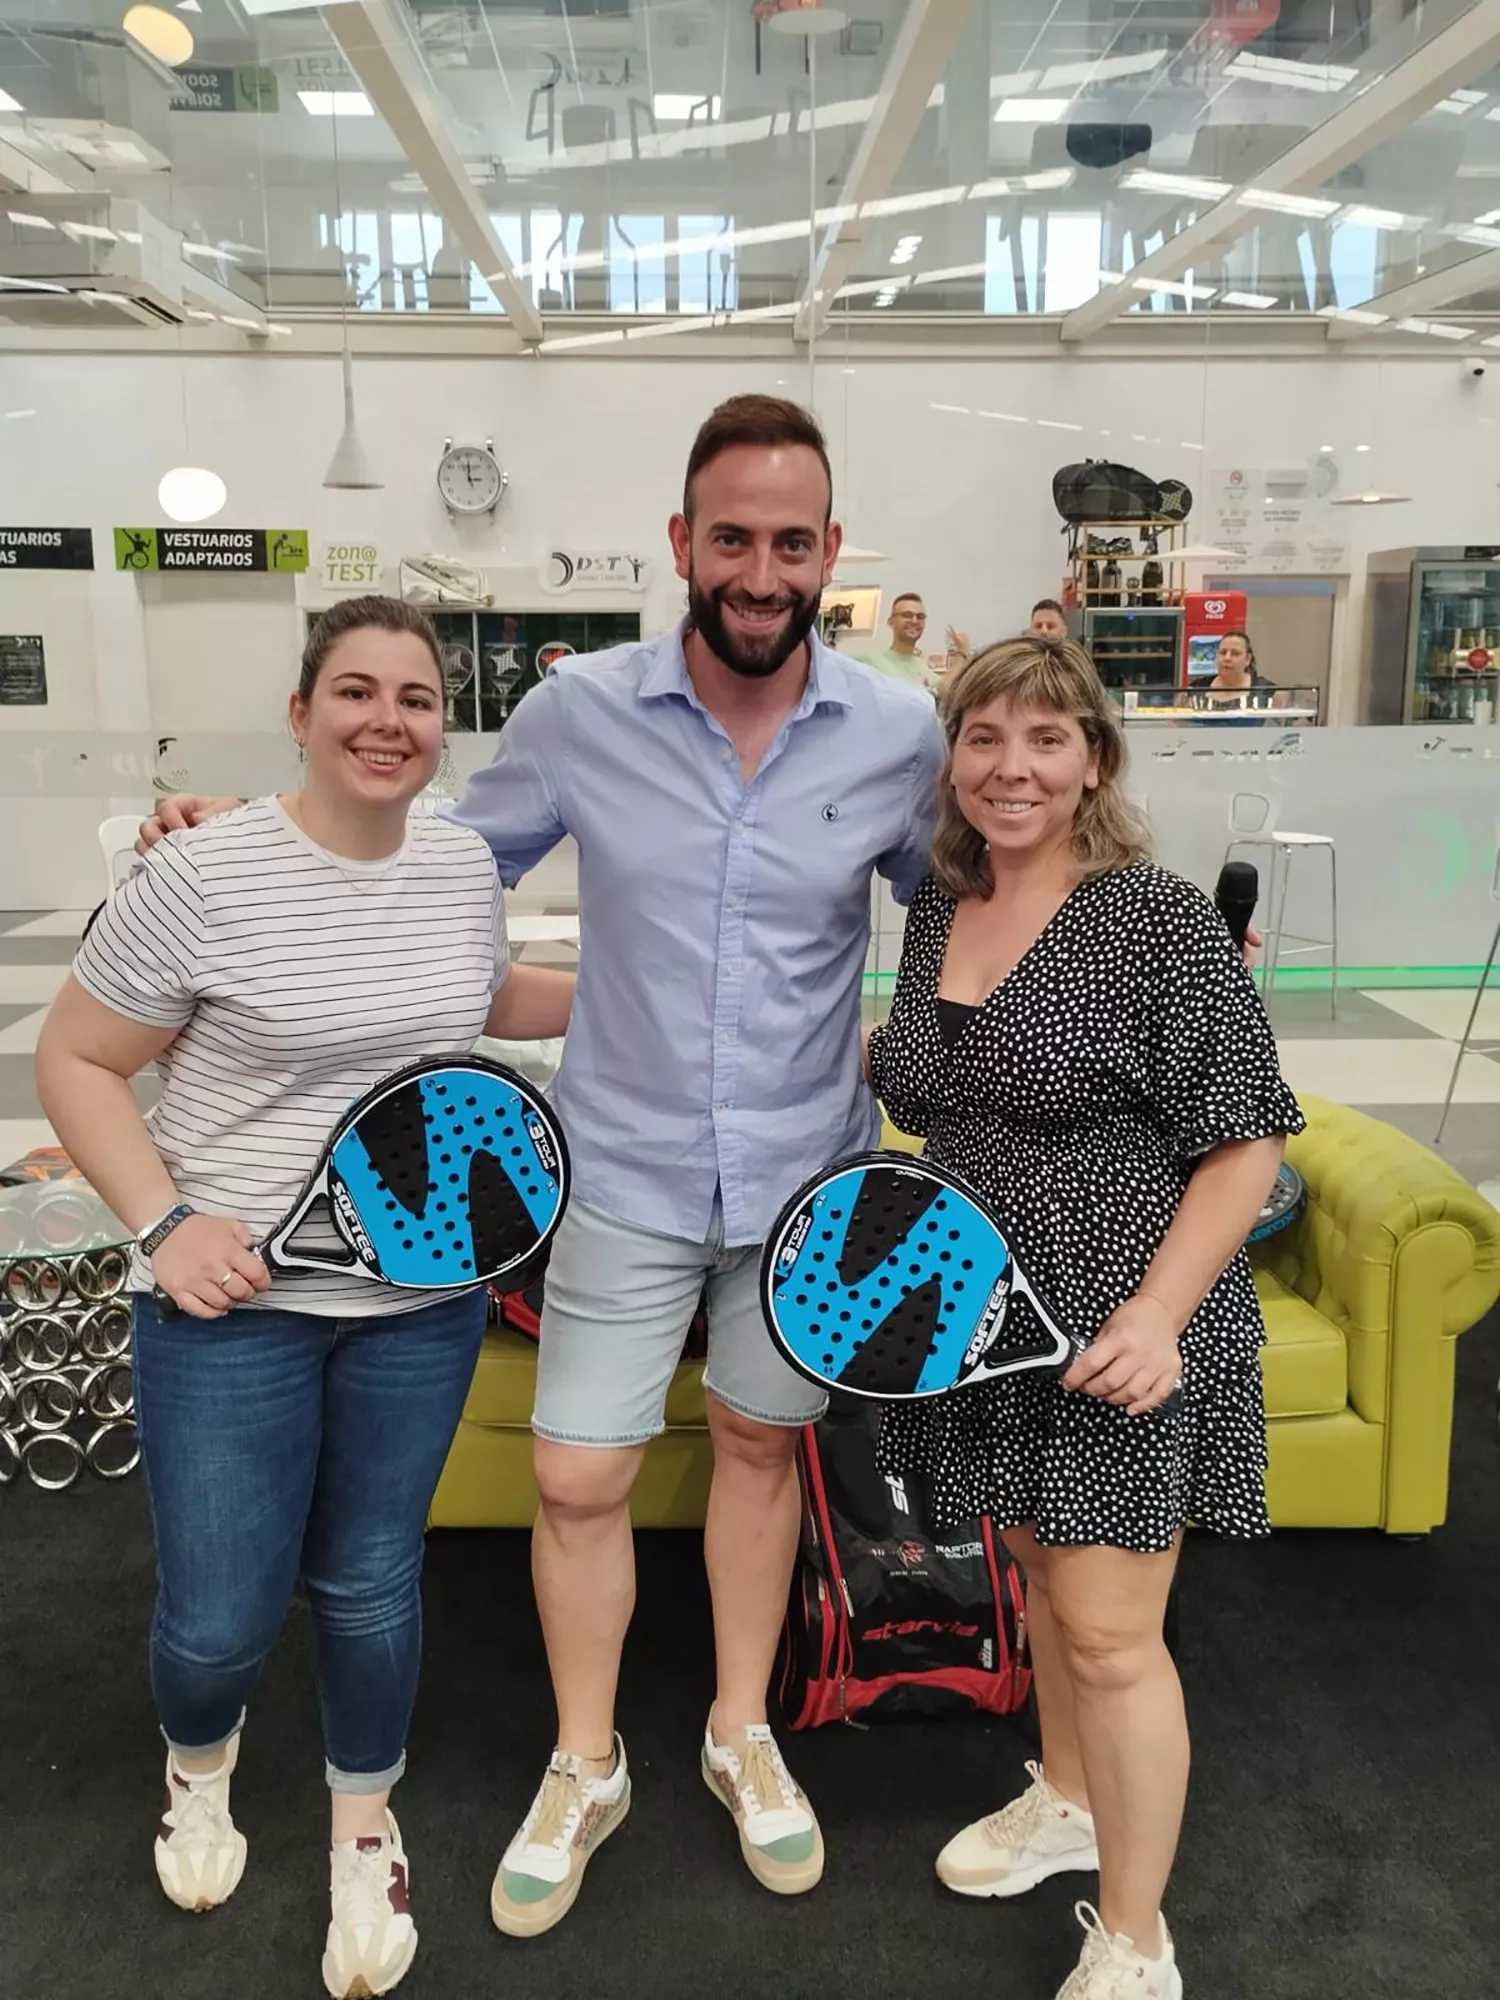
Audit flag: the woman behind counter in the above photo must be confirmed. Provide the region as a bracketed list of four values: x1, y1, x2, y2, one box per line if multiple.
[1195, 627, 1280, 711]
[867, 635, 1302, 2000]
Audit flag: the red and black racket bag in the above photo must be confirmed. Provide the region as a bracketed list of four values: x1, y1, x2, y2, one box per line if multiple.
[778, 1400, 1031, 1729]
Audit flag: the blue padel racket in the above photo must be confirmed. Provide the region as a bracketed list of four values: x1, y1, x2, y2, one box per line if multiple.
[1246, 1161, 1305, 1244]
[760, 1153, 1082, 1402]
[155, 1056, 568, 1318]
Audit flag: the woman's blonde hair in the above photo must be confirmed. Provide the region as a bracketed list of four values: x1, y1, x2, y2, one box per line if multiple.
[932, 636, 1152, 899]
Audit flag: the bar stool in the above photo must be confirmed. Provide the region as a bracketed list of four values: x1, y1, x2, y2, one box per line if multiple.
[1224, 790, 1339, 1018]
[1435, 817, 1500, 1146]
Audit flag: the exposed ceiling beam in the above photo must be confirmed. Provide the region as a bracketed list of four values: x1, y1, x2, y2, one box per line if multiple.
[1325, 246, 1500, 339]
[1060, 4, 1500, 344]
[322, 0, 543, 345]
[793, 0, 974, 343]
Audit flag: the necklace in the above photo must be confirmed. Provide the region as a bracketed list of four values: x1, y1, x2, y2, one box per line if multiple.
[275, 795, 409, 892]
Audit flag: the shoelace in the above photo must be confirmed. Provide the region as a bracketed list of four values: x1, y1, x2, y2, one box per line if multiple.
[332, 1839, 397, 1930]
[735, 1732, 800, 1819]
[981, 1760, 1054, 1851]
[1065, 1903, 1153, 1997]
[166, 1780, 232, 1852]
[525, 1760, 586, 1853]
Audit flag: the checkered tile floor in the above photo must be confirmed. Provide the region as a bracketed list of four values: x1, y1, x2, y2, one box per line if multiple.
[2, 911, 1496, 1209]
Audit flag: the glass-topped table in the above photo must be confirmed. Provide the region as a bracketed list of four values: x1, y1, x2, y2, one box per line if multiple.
[0, 1179, 137, 1491]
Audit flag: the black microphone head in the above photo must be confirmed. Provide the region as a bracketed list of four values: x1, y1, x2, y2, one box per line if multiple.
[1214, 860, 1259, 950]
[1216, 861, 1258, 904]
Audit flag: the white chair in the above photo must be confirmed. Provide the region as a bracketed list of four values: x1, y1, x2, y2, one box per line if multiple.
[1223, 790, 1339, 1018]
[97, 816, 144, 897]
[505, 913, 581, 951]
[1435, 816, 1500, 1145]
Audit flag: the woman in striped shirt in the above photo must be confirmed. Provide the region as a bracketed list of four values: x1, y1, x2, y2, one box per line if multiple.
[37, 595, 572, 2000]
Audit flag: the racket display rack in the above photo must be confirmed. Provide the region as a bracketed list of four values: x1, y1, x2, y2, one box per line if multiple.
[0, 1182, 138, 1494]
[305, 607, 644, 734]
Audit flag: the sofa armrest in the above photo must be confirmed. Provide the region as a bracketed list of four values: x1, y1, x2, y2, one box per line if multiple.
[1254, 1096, 1500, 1528]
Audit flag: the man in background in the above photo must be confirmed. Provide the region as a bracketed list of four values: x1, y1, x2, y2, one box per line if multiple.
[859, 591, 938, 693]
[1029, 598, 1069, 642]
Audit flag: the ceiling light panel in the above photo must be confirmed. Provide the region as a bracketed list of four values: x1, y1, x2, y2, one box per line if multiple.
[297, 91, 373, 117]
[1122, 171, 1232, 200]
[994, 99, 1071, 125]
[1237, 188, 1341, 219]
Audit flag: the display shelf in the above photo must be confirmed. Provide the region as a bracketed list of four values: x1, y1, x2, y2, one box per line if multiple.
[308, 605, 642, 733]
[1065, 519, 1189, 614]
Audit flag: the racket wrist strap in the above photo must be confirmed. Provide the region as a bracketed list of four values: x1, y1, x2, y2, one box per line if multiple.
[137, 1203, 197, 1258]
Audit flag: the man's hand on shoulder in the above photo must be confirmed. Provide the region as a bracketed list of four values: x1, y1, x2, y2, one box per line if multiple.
[136, 794, 243, 853]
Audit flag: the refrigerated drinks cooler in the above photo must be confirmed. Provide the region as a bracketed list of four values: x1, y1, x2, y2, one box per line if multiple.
[1363, 547, 1500, 724]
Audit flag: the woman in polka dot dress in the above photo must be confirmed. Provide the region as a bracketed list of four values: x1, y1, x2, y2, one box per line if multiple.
[866, 637, 1302, 2000]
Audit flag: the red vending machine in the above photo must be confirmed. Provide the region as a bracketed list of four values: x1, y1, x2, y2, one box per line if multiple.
[1182, 591, 1248, 685]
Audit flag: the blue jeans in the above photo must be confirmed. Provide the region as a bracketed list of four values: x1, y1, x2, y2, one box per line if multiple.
[132, 1289, 486, 1794]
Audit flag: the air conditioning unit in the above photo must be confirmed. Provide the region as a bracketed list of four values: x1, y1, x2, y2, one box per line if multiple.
[0, 198, 259, 330]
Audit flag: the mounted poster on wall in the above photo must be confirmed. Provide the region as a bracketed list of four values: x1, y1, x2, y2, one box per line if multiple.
[0, 634, 47, 705]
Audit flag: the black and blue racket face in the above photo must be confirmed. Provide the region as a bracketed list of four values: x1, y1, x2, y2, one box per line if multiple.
[761, 1154, 1063, 1401]
[1246, 1162, 1305, 1244]
[318, 1059, 568, 1288]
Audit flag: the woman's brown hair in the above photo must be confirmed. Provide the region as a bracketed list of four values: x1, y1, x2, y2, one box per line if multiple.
[932, 636, 1152, 899]
[298, 595, 443, 704]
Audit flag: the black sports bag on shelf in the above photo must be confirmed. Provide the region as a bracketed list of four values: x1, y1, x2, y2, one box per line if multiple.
[1053, 462, 1193, 529]
[778, 1398, 1031, 1729]
[1053, 460, 1162, 525]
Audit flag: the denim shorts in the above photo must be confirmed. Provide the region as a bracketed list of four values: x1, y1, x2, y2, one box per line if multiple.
[532, 1197, 828, 1447]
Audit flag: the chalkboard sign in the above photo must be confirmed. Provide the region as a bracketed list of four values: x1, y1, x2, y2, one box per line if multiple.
[0, 635, 47, 705]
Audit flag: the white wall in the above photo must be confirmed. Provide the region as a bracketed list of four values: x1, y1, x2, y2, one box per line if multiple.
[0, 344, 1494, 903]
[2, 348, 1495, 721]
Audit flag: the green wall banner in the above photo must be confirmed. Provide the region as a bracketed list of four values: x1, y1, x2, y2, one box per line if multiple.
[170, 68, 279, 114]
[114, 528, 309, 573]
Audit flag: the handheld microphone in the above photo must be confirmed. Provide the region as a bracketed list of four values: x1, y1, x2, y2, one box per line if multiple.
[1214, 861, 1259, 951]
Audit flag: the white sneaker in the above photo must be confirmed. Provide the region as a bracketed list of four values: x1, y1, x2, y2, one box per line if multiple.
[322, 1810, 417, 2000]
[701, 1719, 824, 1895]
[490, 1734, 631, 1938]
[154, 1733, 248, 1912]
[936, 1760, 1098, 1898]
[1057, 1902, 1183, 2000]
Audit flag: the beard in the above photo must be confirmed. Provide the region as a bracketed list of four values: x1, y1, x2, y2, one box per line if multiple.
[688, 569, 822, 679]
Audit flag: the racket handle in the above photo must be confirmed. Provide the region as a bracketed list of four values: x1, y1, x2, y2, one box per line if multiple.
[153, 1232, 271, 1320]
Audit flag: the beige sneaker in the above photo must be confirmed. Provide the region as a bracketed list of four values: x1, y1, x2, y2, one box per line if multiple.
[701, 1720, 824, 1895]
[322, 1810, 416, 1999]
[936, 1760, 1098, 1898]
[490, 1735, 630, 1938]
[1056, 1901, 1182, 1999]
[154, 1733, 248, 1913]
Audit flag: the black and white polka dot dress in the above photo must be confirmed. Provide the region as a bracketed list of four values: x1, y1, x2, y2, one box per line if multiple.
[868, 863, 1304, 1554]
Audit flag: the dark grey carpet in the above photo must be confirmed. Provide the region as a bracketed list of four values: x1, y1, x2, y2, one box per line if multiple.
[2, 1314, 1496, 2000]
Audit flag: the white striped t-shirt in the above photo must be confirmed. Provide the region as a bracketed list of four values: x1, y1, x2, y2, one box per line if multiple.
[73, 796, 508, 1315]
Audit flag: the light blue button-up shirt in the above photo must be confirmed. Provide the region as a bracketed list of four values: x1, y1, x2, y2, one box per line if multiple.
[448, 624, 944, 1246]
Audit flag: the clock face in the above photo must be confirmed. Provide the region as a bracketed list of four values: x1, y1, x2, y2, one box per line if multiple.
[438, 445, 504, 513]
